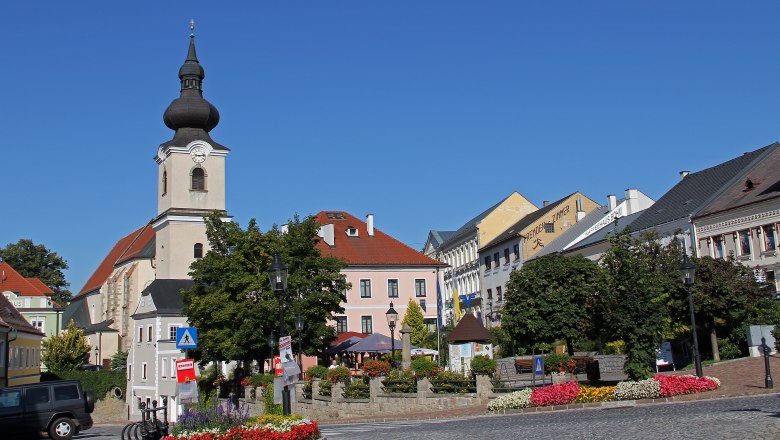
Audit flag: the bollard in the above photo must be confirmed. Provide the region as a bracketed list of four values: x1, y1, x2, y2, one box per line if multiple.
[121, 399, 169, 440]
[762, 337, 773, 389]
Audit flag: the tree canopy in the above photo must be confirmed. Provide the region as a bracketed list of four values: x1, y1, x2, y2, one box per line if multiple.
[183, 212, 349, 364]
[401, 299, 428, 348]
[42, 320, 91, 372]
[503, 253, 602, 355]
[0, 238, 71, 304]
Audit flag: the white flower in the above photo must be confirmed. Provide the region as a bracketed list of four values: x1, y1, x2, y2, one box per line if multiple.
[488, 388, 533, 411]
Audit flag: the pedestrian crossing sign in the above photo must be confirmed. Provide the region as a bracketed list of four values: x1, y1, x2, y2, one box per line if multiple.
[176, 327, 198, 349]
[534, 355, 544, 375]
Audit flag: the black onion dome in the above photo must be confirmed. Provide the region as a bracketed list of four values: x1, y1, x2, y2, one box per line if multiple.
[163, 34, 220, 132]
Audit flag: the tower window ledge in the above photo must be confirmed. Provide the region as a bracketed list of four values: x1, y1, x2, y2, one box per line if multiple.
[189, 189, 208, 193]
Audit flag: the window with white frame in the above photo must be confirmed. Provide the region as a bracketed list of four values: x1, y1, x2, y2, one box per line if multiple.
[762, 225, 777, 252]
[387, 279, 399, 298]
[169, 324, 182, 341]
[30, 317, 45, 330]
[361, 316, 373, 334]
[142, 363, 147, 380]
[161, 358, 168, 378]
[147, 325, 153, 342]
[738, 230, 751, 256]
[713, 236, 725, 259]
[493, 252, 500, 268]
[415, 279, 426, 297]
[128, 364, 132, 381]
[360, 279, 372, 298]
[504, 248, 510, 264]
[171, 358, 177, 378]
[513, 244, 520, 260]
[138, 326, 143, 343]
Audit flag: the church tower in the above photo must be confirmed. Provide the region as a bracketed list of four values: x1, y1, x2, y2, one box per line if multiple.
[153, 23, 230, 279]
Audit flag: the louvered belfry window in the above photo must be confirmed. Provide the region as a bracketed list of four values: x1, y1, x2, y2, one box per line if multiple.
[191, 167, 205, 190]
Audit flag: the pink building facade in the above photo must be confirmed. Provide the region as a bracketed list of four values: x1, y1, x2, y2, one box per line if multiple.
[315, 211, 446, 337]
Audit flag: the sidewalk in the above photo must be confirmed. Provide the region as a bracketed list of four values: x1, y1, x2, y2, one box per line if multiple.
[317, 354, 780, 425]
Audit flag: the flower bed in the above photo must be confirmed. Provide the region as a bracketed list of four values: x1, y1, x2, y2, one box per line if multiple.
[164, 417, 319, 440]
[488, 374, 720, 412]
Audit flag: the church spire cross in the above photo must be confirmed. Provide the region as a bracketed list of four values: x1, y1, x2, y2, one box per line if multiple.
[190, 19, 195, 37]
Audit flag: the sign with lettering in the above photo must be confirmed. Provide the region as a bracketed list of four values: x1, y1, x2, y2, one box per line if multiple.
[279, 336, 293, 363]
[176, 358, 196, 383]
[525, 205, 571, 242]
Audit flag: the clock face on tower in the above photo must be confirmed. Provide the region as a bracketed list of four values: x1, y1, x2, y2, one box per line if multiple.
[190, 146, 207, 163]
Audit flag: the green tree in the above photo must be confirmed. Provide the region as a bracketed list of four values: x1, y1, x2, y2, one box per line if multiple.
[0, 239, 71, 304]
[401, 299, 428, 348]
[673, 256, 780, 361]
[110, 350, 128, 370]
[42, 320, 91, 372]
[599, 230, 677, 380]
[503, 254, 603, 355]
[183, 212, 349, 364]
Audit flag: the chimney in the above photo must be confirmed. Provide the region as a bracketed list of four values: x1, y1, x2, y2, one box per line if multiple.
[608, 194, 617, 210]
[543, 200, 550, 207]
[576, 195, 586, 221]
[624, 188, 639, 214]
[680, 170, 689, 180]
[281, 224, 288, 235]
[317, 224, 335, 246]
[366, 213, 374, 237]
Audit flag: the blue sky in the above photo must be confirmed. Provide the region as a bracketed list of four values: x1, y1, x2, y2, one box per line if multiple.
[4, 1, 780, 294]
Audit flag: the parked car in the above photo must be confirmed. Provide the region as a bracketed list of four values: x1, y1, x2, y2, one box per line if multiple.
[0, 379, 94, 440]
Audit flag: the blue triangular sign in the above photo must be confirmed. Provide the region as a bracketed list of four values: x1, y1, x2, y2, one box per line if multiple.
[177, 327, 198, 349]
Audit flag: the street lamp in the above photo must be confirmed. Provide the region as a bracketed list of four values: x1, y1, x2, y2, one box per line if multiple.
[680, 254, 703, 377]
[268, 253, 291, 415]
[296, 313, 304, 380]
[385, 302, 399, 369]
[94, 346, 99, 367]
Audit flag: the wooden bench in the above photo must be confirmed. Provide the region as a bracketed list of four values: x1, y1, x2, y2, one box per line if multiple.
[514, 358, 534, 374]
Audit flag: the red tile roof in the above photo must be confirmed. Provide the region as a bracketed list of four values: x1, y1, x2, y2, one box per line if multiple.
[0, 292, 43, 335]
[25, 278, 54, 295]
[314, 211, 445, 266]
[0, 262, 49, 297]
[77, 223, 155, 296]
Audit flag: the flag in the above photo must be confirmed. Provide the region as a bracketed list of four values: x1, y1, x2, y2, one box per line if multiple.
[436, 276, 443, 330]
[453, 274, 461, 323]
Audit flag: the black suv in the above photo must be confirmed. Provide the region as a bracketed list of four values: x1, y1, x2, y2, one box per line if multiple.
[0, 379, 94, 440]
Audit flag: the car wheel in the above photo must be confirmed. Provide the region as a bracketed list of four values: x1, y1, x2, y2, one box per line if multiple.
[49, 417, 75, 440]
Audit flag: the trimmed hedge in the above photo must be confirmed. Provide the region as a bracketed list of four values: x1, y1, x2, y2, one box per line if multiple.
[41, 370, 126, 401]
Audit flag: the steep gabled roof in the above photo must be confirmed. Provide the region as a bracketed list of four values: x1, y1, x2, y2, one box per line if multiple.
[480, 193, 577, 250]
[315, 211, 445, 266]
[440, 196, 511, 248]
[426, 230, 456, 252]
[446, 313, 492, 343]
[0, 292, 43, 335]
[135, 279, 193, 316]
[77, 223, 155, 297]
[629, 144, 774, 233]
[0, 262, 49, 297]
[694, 144, 780, 219]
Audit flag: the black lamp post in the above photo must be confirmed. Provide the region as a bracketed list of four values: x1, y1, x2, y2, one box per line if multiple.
[385, 302, 399, 369]
[296, 313, 304, 380]
[761, 337, 774, 388]
[680, 254, 703, 378]
[268, 253, 291, 415]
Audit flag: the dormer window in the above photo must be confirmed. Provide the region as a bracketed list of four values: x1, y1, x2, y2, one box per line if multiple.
[346, 227, 359, 237]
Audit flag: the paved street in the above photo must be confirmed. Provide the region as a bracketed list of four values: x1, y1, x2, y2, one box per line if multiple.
[74, 423, 131, 440]
[320, 394, 780, 440]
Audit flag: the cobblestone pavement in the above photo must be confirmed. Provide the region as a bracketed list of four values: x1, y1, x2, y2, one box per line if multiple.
[320, 394, 780, 439]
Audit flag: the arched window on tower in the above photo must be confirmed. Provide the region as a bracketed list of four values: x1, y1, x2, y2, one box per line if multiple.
[191, 167, 205, 190]
[162, 170, 168, 196]
[194, 243, 204, 259]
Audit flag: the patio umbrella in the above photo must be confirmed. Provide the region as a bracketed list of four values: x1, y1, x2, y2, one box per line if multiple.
[345, 333, 403, 353]
[322, 336, 363, 355]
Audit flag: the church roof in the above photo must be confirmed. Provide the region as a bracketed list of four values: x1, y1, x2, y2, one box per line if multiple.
[446, 313, 492, 343]
[314, 211, 445, 267]
[0, 262, 51, 297]
[77, 223, 155, 297]
[136, 279, 194, 317]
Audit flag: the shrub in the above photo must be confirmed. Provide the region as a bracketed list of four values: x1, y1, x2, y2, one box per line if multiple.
[543, 353, 576, 374]
[248, 374, 275, 388]
[362, 359, 391, 377]
[718, 338, 741, 360]
[575, 385, 615, 403]
[264, 382, 282, 415]
[326, 366, 351, 384]
[411, 357, 438, 378]
[305, 365, 328, 380]
[654, 374, 720, 397]
[530, 381, 579, 407]
[41, 370, 126, 401]
[343, 378, 370, 399]
[382, 369, 416, 393]
[429, 370, 475, 394]
[605, 340, 625, 355]
[470, 355, 497, 376]
[487, 388, 532, 411]
[613, 378, 661, 400]
[172, 397, 249, 437]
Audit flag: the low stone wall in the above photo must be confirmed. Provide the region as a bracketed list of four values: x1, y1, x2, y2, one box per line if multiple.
[289, 376, 493, 420]
[593, 355, 627, 374]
